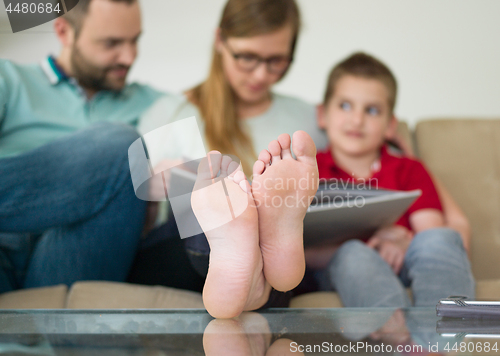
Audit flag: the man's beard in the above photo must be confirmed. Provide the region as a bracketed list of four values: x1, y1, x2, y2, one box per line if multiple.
[70, 45, 130, 93]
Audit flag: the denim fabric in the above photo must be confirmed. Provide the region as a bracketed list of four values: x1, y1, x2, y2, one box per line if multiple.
[0, 123, 147, 293]
[326, 227, 475, 307]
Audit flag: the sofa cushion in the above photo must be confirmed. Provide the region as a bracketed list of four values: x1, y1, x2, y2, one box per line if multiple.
[476, 279, 500, 300]
[289, 289, 415, 308]
[0, 280, 498, 310]
[0, 285, 67, 309]
[415, 119, 500, 280]
[66, 281, 204, 309]
[289, 291, 343, 308]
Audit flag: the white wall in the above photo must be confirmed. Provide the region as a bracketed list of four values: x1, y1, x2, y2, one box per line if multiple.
[1, 0, 499, 127]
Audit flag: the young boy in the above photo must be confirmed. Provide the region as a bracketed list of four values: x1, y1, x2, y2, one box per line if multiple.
[307, 52, 474, 307]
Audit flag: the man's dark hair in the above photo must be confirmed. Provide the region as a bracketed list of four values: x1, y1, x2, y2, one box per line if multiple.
[64, 0, 137, 37]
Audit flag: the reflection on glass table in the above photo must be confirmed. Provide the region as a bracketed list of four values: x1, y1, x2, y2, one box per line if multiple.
[0, 307, 499, 355]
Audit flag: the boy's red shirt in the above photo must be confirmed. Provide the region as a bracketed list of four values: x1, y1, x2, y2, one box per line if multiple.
[316, 145, 443, 232]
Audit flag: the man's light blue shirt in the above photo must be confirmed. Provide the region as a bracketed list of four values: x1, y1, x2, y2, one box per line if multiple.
[0, 56, 162, 158]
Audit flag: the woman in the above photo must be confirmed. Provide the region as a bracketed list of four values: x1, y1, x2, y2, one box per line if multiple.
[139, 0, 327, 183]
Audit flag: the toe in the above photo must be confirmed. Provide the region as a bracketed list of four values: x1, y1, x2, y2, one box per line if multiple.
[252, 160, 265, 179]
[258, 149, 272, 168]
[207, 151, 223, 178]
[232, 170, 246, 184]
[292, 131, 317, 166]
[220, 155, 232, 177]
[227, 161, 241, 178]
[198, 150, 222, 180]
[233, 171, 250, 193]
[267, 140, 282, 163]
[277, 133, 292, 159]
[239, 180, 251, 194]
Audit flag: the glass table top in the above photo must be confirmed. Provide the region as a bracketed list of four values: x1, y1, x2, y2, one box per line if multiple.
[0, 307, 498, 355]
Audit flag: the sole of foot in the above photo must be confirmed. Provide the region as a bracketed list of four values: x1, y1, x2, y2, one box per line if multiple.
[252, 131, 319, 292]
[191, 151, 268, 318]
[203, 313, 271, 355]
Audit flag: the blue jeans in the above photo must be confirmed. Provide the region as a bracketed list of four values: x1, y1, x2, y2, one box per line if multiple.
[324, 228, 475, 307]
[0, 123, 147, 293]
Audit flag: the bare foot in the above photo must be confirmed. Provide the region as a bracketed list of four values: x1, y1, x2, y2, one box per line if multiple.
[203, 312, 300, 356]
[191, 151, 271, 318]
[203, 312, 271, 356]
[252, 131, 319, 291]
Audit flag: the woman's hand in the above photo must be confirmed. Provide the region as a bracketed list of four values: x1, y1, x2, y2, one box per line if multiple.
[149, 158, 184, 201]
[367, 225, 413, 274]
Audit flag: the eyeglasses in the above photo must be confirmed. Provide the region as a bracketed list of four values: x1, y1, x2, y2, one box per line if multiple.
[223, 41, 292, 75]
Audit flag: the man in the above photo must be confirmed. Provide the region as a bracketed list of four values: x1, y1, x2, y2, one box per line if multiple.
[0, 0, 162, 293]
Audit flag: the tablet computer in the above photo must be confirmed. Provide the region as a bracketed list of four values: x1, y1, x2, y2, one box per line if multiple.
[303, 184, 421, 247]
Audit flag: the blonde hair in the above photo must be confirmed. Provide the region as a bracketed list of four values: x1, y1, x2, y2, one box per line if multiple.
[188, 0, 300, 175]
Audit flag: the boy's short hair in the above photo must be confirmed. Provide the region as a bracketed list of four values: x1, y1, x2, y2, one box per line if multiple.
[64, 0, 137, 38]
[323, 52, 398, 113]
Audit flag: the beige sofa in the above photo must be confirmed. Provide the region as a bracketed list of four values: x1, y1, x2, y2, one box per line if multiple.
[1, 118, 499, 310]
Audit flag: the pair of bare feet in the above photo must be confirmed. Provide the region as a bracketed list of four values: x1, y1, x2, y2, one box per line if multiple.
[191, 131, 319, 319]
